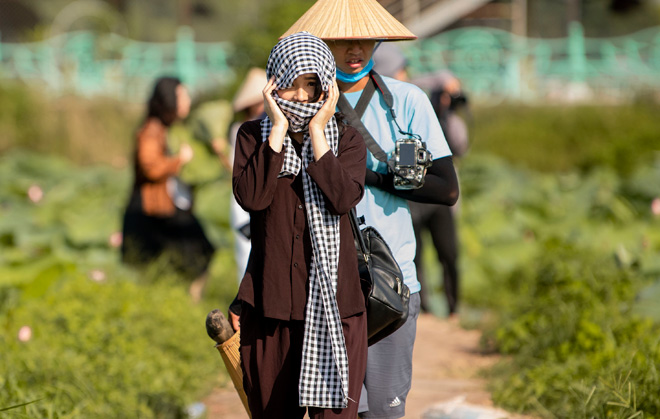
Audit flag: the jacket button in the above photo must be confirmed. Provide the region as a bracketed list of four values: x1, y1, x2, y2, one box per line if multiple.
[294, 263, 298, 268]
[298, 204, 303, 209]
[296, 234, 300, 239]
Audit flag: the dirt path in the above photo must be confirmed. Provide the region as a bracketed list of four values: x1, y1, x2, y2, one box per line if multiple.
[202, 313, 507, 418]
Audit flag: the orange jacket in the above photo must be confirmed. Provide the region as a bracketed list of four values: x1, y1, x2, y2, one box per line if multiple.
[133, 118, 182, 217]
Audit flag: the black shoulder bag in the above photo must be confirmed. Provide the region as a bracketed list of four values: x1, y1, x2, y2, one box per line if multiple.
[349, 208, 410, 346]
[340, 72, 411, 346]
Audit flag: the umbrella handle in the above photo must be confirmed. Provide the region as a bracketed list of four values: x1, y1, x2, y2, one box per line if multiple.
[216, 331, 251, 418]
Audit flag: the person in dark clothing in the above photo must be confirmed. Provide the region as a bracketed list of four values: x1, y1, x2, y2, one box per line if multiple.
[409, 200, 459, 315]
[121, 76, 215, 302]
[412, 71, 469, 317]
[232, 32, 367, 419]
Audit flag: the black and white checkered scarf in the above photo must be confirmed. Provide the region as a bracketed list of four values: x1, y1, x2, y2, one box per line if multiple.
[261, 32, 349, 409]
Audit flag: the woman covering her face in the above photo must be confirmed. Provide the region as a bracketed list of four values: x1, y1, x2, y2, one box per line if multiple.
[232, 32, 368, 419]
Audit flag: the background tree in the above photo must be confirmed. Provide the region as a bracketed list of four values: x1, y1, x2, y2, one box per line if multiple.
[229, 0, 316, 72]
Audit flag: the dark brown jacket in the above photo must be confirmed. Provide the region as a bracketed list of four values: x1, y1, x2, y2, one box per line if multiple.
[233, 119, 367, 320]
[133, 118, 182, 217]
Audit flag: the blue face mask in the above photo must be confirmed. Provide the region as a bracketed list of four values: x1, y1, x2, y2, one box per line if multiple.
[336, 58, 374, 83]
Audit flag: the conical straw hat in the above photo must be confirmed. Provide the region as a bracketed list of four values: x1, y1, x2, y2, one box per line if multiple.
[281, 0, 416, 41]
[232, 67, 267, 112]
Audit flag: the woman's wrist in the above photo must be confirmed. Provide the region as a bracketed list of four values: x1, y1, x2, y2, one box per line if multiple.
[268, 125, 287, 152]
[271, 122, 288, 134]
[309, 127, 330, 160]
[309, 125, 325, 138]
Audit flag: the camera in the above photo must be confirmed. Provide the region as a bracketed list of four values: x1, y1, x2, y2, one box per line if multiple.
[448, 92, 468, 110]
[389, 137, 433, 190]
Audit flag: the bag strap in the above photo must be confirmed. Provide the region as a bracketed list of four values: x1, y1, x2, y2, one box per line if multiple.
[337, 71, 421, 166]
[353, 75, 376, 118]
[370, 72, 395, 117]
[337, 78, 389, 164]
[370, 71, 421, 141]
[349, 208, 369, 264]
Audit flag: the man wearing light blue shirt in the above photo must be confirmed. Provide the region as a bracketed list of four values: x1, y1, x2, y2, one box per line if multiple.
[338, 60, 458, 419]
[344, 76, 453, 297]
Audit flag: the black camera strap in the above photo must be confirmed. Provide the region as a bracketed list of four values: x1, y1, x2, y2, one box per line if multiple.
[369, 71, 421, 141]
[337, 71, 419, 165]
[353, 74, 376, 120]
[338, 74, 388, 163]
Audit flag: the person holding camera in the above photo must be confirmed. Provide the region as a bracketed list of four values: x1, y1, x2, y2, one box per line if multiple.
[281, 2, 459, 418]
[232, 32, 368, 418]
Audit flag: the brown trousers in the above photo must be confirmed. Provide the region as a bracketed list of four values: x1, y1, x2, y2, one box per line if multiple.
[240, 304, 367, 419]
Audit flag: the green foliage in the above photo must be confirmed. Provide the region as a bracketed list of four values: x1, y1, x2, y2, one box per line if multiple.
[0, 147, 236, 294]
[470, 103, 660, 176]
[454, 151, 660, 417]
[0, 81, 140, 166]
[0, 149, 239, 417]
[482, 243, 660, 418]
[0, 150, 129, 270]
[0, 82, 41, 152]
[490, 243, 641, 356]
[230, 0, 316, 72]
[457, 154, 660, 313]
[1, 275, 222, 418]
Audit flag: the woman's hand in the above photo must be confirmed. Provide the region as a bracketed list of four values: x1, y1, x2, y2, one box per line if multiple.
[211, 137, 233, 172]
[308, 80, 339, 160]
[263, 77, 288, 152]
[309, 80, 339, 132]
[211, 137, 227, 155]
[229, 310, 240, 332]
[179, 143, 194, 164]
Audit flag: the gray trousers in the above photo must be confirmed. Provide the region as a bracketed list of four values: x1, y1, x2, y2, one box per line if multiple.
[358, 292, 421, 419]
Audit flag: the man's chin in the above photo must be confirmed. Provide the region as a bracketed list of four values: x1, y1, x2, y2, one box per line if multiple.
[340, 68, 364, 75]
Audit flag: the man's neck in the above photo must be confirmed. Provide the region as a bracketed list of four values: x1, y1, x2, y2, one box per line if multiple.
[337, 75, 370, 93]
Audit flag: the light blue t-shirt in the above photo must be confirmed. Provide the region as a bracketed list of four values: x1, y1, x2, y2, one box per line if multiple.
[344, 76, 452, 294]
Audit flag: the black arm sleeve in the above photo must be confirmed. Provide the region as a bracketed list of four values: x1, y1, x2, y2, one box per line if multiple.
[364, 156, 459, 205]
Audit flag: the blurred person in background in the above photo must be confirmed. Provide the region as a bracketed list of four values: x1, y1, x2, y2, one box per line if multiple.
[214, 67, 267, 284]
[232, 32, 367, 418]
[121, 76, 215, 302]
[429, 72, 470, 159]
[371, 43, 409, 84]
[281, 1, 459, 418]
[415, 71, 469, 319]
[373, 45, 469, 319]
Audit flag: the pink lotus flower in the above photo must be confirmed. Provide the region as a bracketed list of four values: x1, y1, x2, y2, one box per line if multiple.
[27, 185, 43, 203]
[109, 232, 123, 248]
[652, 198, 660, 217]
[18, 326, 32, 342]
[90, 269, 106, 282]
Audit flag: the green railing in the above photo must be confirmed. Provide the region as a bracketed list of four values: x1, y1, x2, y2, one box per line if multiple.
[0, 26, 234, 102]
[405, 22, 660, 102]
[1, 23, 659, 102]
